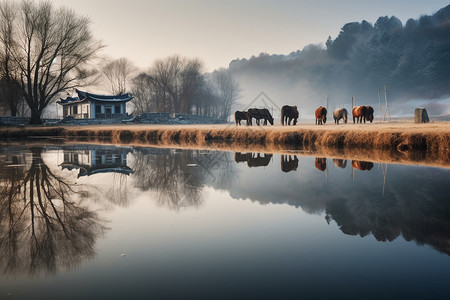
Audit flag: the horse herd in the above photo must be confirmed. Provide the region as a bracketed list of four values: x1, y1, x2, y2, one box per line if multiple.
[235, 105, 375, 126]
[234, 152, 374, 173]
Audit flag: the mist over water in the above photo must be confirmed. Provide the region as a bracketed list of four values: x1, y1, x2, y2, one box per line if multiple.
[229, 5, 450, 118]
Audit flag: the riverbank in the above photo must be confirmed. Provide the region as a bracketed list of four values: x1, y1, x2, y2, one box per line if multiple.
[1, 122, 449, 168]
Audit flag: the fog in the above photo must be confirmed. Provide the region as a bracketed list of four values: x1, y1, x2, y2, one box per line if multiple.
[229, 5, 450, 119]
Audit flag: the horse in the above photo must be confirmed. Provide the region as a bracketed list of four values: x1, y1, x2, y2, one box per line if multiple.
[315, 106, 327, 125]
[281, 105, 299, 125]
[315, 157, 327, 172]
[281, 155, 298, 172]
[333, 159, 347, 169]
[352, 106, 368, 124]
[351, 160, 374, 171]
[365, 106, 374, 123]
[234, 111, 248, 126]
[247, 108, 274, 126]
[333, 108, 348, 124]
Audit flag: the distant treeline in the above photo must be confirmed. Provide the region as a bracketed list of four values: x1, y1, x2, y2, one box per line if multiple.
[229, 5, 450, 106]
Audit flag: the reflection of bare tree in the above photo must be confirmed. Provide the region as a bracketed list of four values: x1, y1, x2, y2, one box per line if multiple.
[106, 172, 130, 207]
[131, 149, 203, 210]
[131, 149, 236, 210]
[0, 147, 106, 277]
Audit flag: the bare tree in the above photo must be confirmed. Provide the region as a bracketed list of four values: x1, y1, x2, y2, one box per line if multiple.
[210, 68, 241, 121]
[101, 57, 137, 95]
[0, 0, 102, 124]
[130, 55, 207, 115]
[0, 78, 23, 116]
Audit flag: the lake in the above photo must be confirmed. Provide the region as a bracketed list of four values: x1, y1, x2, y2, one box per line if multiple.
[1, 143, 450, 299]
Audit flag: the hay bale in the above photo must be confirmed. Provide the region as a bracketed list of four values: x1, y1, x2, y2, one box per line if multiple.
[414, 108, 429, 123]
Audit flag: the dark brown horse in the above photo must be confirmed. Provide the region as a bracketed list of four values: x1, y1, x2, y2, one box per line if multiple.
[351, 160, 374, 171]
[247, 108, 274, 126]
[333, 159, 347, 169]
[281, 155, 298, 172]
[365, 106, 374, 123]
[315, 106, 327, 125]
[281, 105, 299, 125]
[234, 111, 248, 125]
[315, 157, 327, 172]
[352, 106, 368, 124]
[333, 108, 348, 124]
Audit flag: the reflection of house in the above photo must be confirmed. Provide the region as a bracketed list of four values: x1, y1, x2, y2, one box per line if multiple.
[57, 89, 133, 119]
[60, 147, 133, 177]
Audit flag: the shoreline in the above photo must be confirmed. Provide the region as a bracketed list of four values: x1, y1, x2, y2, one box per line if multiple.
[1, 122, 449, 168]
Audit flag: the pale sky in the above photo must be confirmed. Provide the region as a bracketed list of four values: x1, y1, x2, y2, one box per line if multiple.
[51, 0, 449, 72]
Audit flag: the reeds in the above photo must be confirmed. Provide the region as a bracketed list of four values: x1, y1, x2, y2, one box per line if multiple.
[1, 124, 449, 168]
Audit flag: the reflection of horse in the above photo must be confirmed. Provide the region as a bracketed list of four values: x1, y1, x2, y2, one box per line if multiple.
[247, 108, 274, 126]
[234, 152, 273, 167]
[247, 153, 273, 167]
[333, 159, 347, 169]
[352, 160, 374, 171]
[352, 106, 368, 123]
[234, 111, 248, 126]
[365, 106, 374, 123]
[281, 155, 298, 172]
[333, 108, 348, 124]
[315, 157, 327, 171]
[315, 106, 327, 125]
[234, 152, 249, 163]
[281, 105, 299, 125]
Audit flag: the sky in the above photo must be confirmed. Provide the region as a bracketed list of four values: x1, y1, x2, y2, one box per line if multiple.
[50, 0, 449, 72]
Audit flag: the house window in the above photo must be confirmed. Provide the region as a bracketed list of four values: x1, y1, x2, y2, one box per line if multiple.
[72, 105, 78, 115]
[96, 104, 101, 114]
[115, 104, 121, 114]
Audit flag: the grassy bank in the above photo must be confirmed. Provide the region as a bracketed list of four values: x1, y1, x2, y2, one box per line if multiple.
[1, 122, 449, 168]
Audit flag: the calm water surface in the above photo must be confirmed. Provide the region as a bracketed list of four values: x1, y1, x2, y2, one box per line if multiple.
[0, 144, 449, 299]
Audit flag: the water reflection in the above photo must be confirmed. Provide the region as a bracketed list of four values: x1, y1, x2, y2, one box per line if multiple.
[351, 160, 374, 171]
[0, 147, 106, 277]
[281, 155, 298, 172]
[314, 157, 327, 172]
[1, 142, 450, 284]
[132, 148, 236, 210]
[333, 158, 347, 169]
[234, 152, 273, 168]
[60, 145, 134, 177]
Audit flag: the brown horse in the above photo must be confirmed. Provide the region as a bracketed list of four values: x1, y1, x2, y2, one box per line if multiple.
[234, 111, 248, 125]
[365, 106, 374, 123]
[315, 106, 327, 125]
[281, 155, 298, 172]
[315, 157, 327, 172]
[247, 108, 274, 126]
[351, 160, 374, 171]
[333, 108, 348, 124]
[352, 106, 368, 124]
[281, 105, 299, 125]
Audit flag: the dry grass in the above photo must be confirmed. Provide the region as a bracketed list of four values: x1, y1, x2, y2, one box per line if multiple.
[1, 121, 449, 168]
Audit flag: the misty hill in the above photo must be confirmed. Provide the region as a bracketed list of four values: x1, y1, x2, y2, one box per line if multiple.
[229, 5, 450, 118]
